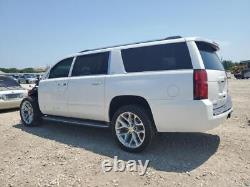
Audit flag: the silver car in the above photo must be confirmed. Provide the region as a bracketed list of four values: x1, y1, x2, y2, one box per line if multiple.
[0, 76, 27, 110]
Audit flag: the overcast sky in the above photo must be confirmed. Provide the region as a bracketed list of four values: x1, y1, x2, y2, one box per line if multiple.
[0, 0, 249, 68]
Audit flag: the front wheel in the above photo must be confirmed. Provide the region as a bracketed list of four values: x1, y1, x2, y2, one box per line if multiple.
[20, 97, 42, 126]
[111, 105, 155, 152]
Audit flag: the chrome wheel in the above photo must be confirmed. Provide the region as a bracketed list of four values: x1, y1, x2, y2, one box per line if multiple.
[115, 112, 145, 149]
[21, 101, 34, 125]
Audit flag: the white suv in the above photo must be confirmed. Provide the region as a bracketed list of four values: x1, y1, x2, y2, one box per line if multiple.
[20, 36, 233, 152]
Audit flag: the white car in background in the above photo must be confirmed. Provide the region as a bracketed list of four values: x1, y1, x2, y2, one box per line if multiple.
[0, 76, 28, 110]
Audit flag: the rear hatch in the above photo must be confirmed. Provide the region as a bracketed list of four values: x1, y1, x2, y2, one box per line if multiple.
[196, 42, 231, 115]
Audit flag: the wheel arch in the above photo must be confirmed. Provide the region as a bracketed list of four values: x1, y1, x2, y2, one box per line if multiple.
[108, 95, 157, 132]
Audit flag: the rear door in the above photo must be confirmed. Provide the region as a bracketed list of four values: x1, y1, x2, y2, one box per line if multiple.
[196, 42, 229, 114]
[67, 52, 109, 121]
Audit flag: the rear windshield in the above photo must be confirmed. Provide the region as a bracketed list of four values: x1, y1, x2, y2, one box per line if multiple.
[0, 76, 20, 87]
[196, 42, 224, 71]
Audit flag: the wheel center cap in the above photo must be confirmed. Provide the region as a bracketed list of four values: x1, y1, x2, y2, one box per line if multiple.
[128, 127, 134, 132]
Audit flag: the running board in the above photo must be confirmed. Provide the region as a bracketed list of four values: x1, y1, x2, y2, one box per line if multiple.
[42, 115, 109, 128]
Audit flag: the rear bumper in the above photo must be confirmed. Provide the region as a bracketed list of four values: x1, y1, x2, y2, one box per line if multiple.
[0, 99, 22, 110]
[149, 96, 233, 132]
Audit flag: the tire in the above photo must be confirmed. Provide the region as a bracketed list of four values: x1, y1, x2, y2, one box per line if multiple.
[20, 97, 42, 126]
[111, 105, 155, 152]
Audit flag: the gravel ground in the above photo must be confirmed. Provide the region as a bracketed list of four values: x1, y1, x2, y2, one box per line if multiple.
[0, 79, 249, 187]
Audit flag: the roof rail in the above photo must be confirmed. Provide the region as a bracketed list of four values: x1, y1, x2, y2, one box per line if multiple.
[79, 35, 182, 53]
[165, 36, 182, 40]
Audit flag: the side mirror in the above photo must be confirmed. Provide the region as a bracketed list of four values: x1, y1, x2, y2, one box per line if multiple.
[35, 79, 40, 86]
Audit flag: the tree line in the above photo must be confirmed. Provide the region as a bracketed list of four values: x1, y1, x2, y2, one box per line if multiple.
[0, 67, 47, 73]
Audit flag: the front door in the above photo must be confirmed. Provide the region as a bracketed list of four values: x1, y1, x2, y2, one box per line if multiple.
[38, 57, 74, 116]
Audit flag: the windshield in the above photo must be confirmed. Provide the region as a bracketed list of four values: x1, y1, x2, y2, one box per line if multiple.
[196, 42, 225, 71]
[0, 76, 20, 87]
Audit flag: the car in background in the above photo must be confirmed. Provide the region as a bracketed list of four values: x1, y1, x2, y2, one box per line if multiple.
[24, 74, 37, 84]
[234, 69, 250, 79]
[17, 75, 27, 84]
[7, 75, 19, 82]
[242, 69, 250, 79]
[0, 76, 28, 110]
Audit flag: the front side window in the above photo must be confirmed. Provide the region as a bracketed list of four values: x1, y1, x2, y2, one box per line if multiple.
[49, 57, 73, 79]
[121, 42, 192, 73]
[72, 52, 109, 76]
[196, 42, 224, 71]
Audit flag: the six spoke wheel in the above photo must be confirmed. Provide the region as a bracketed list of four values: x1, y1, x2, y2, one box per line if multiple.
[115, 112, 146, 149]
[111, 105, 155, 152]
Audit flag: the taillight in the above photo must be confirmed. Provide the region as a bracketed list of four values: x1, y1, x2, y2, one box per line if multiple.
[193, 69, 208, 100]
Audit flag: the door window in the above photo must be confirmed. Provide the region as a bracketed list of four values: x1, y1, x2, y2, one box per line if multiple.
[49, 57, 73, 79]
[72, 52, 109, 76]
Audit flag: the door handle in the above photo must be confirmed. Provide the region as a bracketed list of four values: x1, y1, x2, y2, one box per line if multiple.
[57, 83, 67, 86]
[91, 82, 102, 86]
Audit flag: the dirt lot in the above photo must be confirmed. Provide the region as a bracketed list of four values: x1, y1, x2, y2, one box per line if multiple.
[0, 79, 249, 187]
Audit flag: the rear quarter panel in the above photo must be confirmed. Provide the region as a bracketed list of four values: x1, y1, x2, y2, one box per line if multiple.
[105, 70, 194, 123]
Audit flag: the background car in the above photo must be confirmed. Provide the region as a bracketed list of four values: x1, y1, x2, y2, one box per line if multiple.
[17, 75, 27, 84]
[24, 74, 37, 84]
[7, 75, 19, 82]
[0, 75, 28, 110]
[242, 69, 250, 79]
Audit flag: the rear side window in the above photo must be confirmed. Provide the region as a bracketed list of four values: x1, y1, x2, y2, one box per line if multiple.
[72, 52, 109, 76]
[121, 42, 192, 73]
[196, 42, 224, 71]
[49, 57, 73, 79]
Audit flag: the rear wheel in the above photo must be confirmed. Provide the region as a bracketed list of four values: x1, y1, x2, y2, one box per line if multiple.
[20, 97, 42, 126]
[111, 105, 155, 152]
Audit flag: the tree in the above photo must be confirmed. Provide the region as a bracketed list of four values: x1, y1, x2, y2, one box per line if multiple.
[0, 67, 45, 73]
[222, 60, 234, 71]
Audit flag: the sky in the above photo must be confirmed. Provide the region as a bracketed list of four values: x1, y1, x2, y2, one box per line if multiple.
[0, 0, 250, 68]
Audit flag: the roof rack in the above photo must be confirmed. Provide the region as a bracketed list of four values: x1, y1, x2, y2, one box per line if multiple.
[79, 35, 182, 53]
[165, 36, 182, 40]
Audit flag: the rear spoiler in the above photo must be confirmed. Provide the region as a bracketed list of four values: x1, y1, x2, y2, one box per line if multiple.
[210, 42, 220, 51]
[185, 37, 220, 51]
